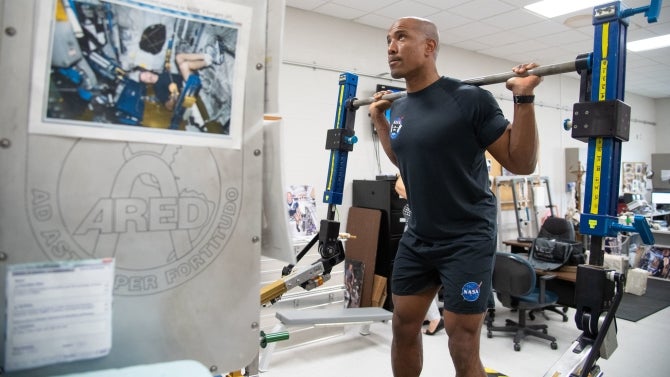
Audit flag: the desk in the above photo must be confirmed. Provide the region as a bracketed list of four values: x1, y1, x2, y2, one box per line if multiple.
[537, 267, 577, 307]
[537, 268, 577, 283]
[650, 210, 670, 222]
[503, 239, 532, 254]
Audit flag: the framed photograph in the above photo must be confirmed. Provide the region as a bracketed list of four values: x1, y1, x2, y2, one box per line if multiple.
[29, 0, 252, 149]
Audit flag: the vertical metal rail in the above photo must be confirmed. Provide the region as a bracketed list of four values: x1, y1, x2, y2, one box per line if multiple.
[575, 1, 657, 267]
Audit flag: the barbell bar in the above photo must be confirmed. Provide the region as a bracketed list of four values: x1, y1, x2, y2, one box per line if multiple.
[351, 54, 591, 108]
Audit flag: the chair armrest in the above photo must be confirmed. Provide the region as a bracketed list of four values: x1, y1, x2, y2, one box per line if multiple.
[538, 274, 555, 303]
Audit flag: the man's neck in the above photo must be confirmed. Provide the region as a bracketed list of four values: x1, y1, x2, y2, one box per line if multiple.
[405, 71, 440, 93]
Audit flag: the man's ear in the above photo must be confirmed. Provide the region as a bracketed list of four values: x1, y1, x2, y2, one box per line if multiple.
[425, 39, 437, 56]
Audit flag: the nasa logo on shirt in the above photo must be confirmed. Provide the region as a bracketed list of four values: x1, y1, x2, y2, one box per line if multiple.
[390, 117, 403, 139]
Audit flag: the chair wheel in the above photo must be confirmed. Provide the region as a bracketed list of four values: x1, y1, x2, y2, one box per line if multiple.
[551, 342, 558, 350]
[529, 312, 535, 320]
[562, 307, 569, 313]
[542, 328, 548, 334]
[562, 316, 569, 322]
[487, 331, 493, 338]
[514, 343, 521, 351]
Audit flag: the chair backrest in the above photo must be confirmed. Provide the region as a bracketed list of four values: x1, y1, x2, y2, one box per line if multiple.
[492, 252, 536, 299]
[538, 216, 575, 241]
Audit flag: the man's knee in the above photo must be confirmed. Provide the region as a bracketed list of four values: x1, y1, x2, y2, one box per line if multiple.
[444, 312, 484, 338]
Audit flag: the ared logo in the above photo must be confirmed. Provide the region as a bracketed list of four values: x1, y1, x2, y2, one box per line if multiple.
[27, 142, 240, 296]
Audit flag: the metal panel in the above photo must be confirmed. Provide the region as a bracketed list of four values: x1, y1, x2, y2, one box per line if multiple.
[0, 0, 267, 375]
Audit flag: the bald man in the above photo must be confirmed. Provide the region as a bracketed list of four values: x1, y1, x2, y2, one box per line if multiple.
[369, 17, 542, 377]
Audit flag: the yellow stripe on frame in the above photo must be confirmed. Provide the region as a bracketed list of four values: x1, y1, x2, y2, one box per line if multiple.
[589, 137, 604, 214]
[599, 23, 610, 101]
[326, 86, 346, 191]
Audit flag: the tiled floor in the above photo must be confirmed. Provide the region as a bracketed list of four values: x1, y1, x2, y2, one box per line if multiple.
[262, 301, 670, 376]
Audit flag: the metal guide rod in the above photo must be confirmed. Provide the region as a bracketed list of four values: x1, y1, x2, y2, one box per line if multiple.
[352, 56, 590, 107]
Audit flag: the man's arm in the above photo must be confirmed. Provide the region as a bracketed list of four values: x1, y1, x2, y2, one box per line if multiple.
[369, 91, 398, 167]
[487, 63, 542, 175]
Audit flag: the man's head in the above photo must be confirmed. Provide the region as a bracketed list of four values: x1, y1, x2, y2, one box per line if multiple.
[138, 70, 159, 84]
[386, 17, 439, 80]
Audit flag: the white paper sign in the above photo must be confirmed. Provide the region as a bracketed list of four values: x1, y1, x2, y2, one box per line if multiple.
[4, 258, 115, 372]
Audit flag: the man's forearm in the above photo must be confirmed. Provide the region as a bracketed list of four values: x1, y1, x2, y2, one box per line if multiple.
[508, 104, 539, 173]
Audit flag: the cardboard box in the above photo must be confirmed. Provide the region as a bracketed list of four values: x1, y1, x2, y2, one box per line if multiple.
[625, 268, 649, 296]
[603, 253, 629, 274]
[371, 275, 387, 308]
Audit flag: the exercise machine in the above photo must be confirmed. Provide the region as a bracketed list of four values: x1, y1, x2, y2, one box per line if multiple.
[543, 1, 661, 376]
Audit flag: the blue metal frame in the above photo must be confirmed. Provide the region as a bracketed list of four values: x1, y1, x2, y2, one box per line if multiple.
[578, 1, 658, 264]
[322, 72, 358, 207]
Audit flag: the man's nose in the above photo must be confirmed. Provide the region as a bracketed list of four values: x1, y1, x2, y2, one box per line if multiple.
[388, 43, 397, 55]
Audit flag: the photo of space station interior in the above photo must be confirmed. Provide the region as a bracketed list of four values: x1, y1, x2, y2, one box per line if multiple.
[47, 0, 238, 134]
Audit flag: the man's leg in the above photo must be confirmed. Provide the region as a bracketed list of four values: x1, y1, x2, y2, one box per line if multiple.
[443, 310, 487, 377]
[391, 286, 440, 377]
[175, 53, 210, 80]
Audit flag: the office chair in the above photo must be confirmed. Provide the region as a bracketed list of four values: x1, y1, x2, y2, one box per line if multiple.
[538, 216, 575, 241]
[530, 216, 576, 322]
[487, 252, 559, 351]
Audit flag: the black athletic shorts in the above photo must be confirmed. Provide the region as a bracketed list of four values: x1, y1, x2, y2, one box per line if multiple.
[391, 231, 495, 314]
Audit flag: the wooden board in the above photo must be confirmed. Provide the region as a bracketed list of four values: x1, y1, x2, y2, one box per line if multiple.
[345, 207, 382, 308]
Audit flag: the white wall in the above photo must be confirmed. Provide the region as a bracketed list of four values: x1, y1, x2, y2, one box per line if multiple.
[655, 98, 670, 152]
[277, 7, 660, 234]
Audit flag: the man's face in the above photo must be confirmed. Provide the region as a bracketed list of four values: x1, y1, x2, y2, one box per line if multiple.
[386, 19, 430, 79]
[139, 71, 159, 84]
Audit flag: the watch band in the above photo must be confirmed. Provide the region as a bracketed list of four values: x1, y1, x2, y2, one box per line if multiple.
[513, 95, 535, 104]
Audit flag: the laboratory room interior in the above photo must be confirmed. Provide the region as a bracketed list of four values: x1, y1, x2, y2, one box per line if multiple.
[0, 1, 669, 377]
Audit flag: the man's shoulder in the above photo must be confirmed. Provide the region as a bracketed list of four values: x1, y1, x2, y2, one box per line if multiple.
[438, 76, 483, 94]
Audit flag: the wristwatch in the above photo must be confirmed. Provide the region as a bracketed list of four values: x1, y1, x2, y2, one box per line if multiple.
[513, 95, 535, 104]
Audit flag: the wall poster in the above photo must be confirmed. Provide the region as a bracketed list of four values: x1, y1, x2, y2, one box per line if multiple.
[29, 0, 252, 149]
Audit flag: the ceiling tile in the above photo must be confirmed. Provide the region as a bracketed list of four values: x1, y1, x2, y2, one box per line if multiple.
[286, 0, 329, 11]
[414, 0, 471, 9]
[449, 0, 515, 19]
[331, 0, 398, 13]
[355, 13, 397, 30]
[446, 21, 503, 41]
[483, 9, 544, 29]
[373, 0, 441, 19]
[430, 11, 474, 30]
[314, 3, 368, 19]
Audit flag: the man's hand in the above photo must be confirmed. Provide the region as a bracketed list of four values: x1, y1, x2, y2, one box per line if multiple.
[368, 90, 399, 166]
[368, 90, 393, 115]
[506, 63, 542, 95]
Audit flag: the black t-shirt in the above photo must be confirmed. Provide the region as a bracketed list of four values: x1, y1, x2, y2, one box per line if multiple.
[389, 77, 509, 241]
[154, 72, 183, 105]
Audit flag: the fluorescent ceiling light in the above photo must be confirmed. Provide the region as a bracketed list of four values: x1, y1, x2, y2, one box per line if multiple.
[628, 34, 670, 51]
[525, 0, 602, 18]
